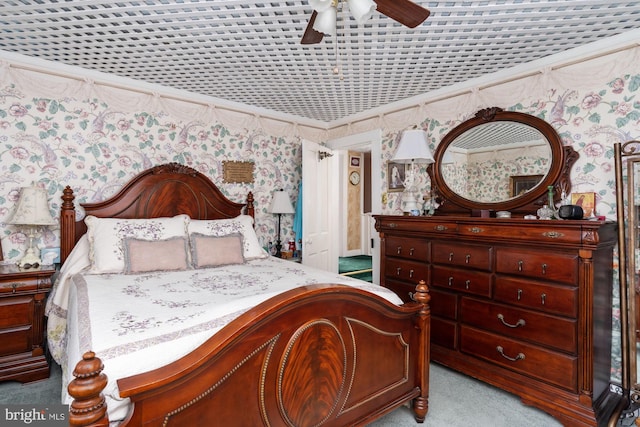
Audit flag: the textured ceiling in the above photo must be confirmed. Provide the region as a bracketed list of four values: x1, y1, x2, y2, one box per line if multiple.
[1, 1, 639, 124]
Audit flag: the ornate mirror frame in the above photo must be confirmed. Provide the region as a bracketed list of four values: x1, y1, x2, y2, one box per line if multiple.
[428, 107, 578, 217]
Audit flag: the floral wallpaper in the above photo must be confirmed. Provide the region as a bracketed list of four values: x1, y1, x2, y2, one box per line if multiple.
[0, 88, 301, 260]
[0, 54, 639, 384]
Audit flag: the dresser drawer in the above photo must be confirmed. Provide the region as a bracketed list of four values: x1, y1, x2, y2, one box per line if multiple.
[432, 317, 457, 350]
[432, 242, 492, 271]
[430, 288, 457, 320]
[460, 326, 577, 391]
[495, 248, 578, 284]
[385, 258, 428, 284]
[461, 298, 577, 353]
[384, 279, 419, 303]
[384, 236, 429, 262]
[494, 277, 577, 317]
[431, 266, 492, 298]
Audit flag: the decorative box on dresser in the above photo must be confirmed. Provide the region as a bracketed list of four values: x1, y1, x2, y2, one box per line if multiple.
[375, 215, 618, 426]
[0, 264, 54, 383]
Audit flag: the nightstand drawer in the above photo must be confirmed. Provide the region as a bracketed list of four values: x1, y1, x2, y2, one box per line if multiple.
[0, 326, 31, 356]
[0, 296, 32, 328]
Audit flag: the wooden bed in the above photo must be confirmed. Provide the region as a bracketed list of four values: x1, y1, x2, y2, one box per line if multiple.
[56, 162, 431, 427]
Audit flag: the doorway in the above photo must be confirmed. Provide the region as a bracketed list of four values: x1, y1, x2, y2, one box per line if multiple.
[327, 130, 382, 285]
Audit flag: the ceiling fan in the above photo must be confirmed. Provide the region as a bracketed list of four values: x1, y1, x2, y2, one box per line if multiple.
[301, 0, 430, 45]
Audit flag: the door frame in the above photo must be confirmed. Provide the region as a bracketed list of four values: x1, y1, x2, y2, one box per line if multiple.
[327, 129, 382, 284]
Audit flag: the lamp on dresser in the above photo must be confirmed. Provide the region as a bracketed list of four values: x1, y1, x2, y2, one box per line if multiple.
[7, 185, 56, 268]
[269, 189, 294, 258]
[392, 129, 435, 214]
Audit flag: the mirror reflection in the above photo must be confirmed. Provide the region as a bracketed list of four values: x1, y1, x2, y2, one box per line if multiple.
[440, 121, 552, 203]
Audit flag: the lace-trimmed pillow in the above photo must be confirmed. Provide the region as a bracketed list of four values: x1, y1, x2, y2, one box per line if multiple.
[124, 237, 190, 274]
[85, 214, 190, 273]
[190, 233, 245, 268]
[188, 215, 268, 260]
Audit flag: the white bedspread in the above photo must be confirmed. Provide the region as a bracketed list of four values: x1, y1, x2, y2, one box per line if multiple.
[46, 250, 402, 424]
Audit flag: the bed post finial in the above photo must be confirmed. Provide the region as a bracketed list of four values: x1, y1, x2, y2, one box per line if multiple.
[246, 191, 255, 219]
[412, 280, 431, 422]
[60, 186, 77, 265]
[68, 351, 109, 427]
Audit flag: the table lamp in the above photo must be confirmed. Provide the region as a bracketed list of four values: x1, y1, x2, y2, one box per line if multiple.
[392, 129, 435, 213]
[269, 189, 295, 257]
[8, 186, 56, 268]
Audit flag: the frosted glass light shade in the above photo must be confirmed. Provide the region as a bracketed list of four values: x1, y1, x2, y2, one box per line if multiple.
[347, 0, 376, 23]
[309, 0, 334, 12]
[313, 6, 337, 35]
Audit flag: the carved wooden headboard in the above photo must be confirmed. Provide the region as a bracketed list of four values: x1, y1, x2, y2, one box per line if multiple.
[59, 163, 254, 264]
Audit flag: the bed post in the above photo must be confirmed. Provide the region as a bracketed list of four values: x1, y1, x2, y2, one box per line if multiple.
[68, 351, 109, 427]
[245, 191, 255, 219]
[60, 186, 77, 265]
[411, 280, 431, 422]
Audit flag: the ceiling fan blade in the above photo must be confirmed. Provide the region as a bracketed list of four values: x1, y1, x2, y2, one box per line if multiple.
[301, 11, 324, 44]
[374, 0, 430, 28]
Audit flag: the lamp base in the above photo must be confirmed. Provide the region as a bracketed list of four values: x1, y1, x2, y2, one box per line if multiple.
[401, 189, 420, 214]
[17, 248, 42, 268]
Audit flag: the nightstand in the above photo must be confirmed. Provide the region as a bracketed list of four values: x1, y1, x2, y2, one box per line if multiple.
[0, 263, 55, 383]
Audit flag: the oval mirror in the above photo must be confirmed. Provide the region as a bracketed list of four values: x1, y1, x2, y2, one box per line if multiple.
[429, 107, 578, 216]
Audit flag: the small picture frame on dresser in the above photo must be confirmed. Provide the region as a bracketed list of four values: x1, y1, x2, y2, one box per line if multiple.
[387, 162, 406, 192]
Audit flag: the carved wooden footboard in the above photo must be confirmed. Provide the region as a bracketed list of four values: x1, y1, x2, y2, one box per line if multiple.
[68, 282, 430, 427]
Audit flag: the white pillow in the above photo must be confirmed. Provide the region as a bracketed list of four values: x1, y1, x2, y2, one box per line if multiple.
[85, 214, 190, 273]
[188, 215, 268, 260]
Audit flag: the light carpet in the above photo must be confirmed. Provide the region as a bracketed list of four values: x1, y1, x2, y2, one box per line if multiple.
[0, 361, 562, 426]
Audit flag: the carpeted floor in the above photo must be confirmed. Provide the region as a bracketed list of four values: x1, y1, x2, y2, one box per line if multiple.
[0, 361, 563, 426]
[339, 255, 373, 282]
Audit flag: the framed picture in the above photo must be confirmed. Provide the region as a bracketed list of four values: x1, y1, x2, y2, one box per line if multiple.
[387, 162, 406, 192]
[509, 175, 543, 197]
[571, 192, 596, 218]
[350, 155, 361, 167]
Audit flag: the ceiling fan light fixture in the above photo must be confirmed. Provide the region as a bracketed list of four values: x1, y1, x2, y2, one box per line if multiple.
[347, 0, 376, 24]
[312, 5, 337, 35]
[309, 0, 335, 13]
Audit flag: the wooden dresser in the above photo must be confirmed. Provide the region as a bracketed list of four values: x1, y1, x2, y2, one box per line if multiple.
[0, 264, 54, 383]
[375, 215, 619, 426]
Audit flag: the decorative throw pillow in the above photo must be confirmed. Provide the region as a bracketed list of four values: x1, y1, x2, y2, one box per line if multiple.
[85, 214, 190, 273]
[188, 215, 268, 260]
[190, 233, 245, 268]
[123, 237, 190, 274]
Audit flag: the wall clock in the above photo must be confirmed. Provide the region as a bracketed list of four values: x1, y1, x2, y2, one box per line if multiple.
[349, 171, 360, 185]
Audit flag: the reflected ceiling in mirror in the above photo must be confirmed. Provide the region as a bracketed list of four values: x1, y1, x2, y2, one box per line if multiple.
[441, 121, 552, 203]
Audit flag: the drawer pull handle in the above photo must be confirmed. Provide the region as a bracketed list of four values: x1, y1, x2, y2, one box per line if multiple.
[396, 267, 401, 276]
[543, 231, 564, 239]
[469, 227, 483, 233]
[465, 254, 471, 264]
[496, 346, 525, 362]
[497, 314, 526, 328]
[12, 283, 18, 294]
[389, 223, 398, 228]
[410, 247, 415, 256]
[409, 269, 415, 278]
[541, 263, 547, 275]
[435, 225, 448, 231]
[448, 277, 453, 286]
[518, 260, 523, 271]
[465, 280, 470, 289]
[517, 289, 523, 300]
[541, 293, 546, 305]
[449, 252, 454, 262]
[396, 246, 402, 255]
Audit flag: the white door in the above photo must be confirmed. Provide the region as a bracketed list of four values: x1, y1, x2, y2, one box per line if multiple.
[301, 139, 338, 273]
